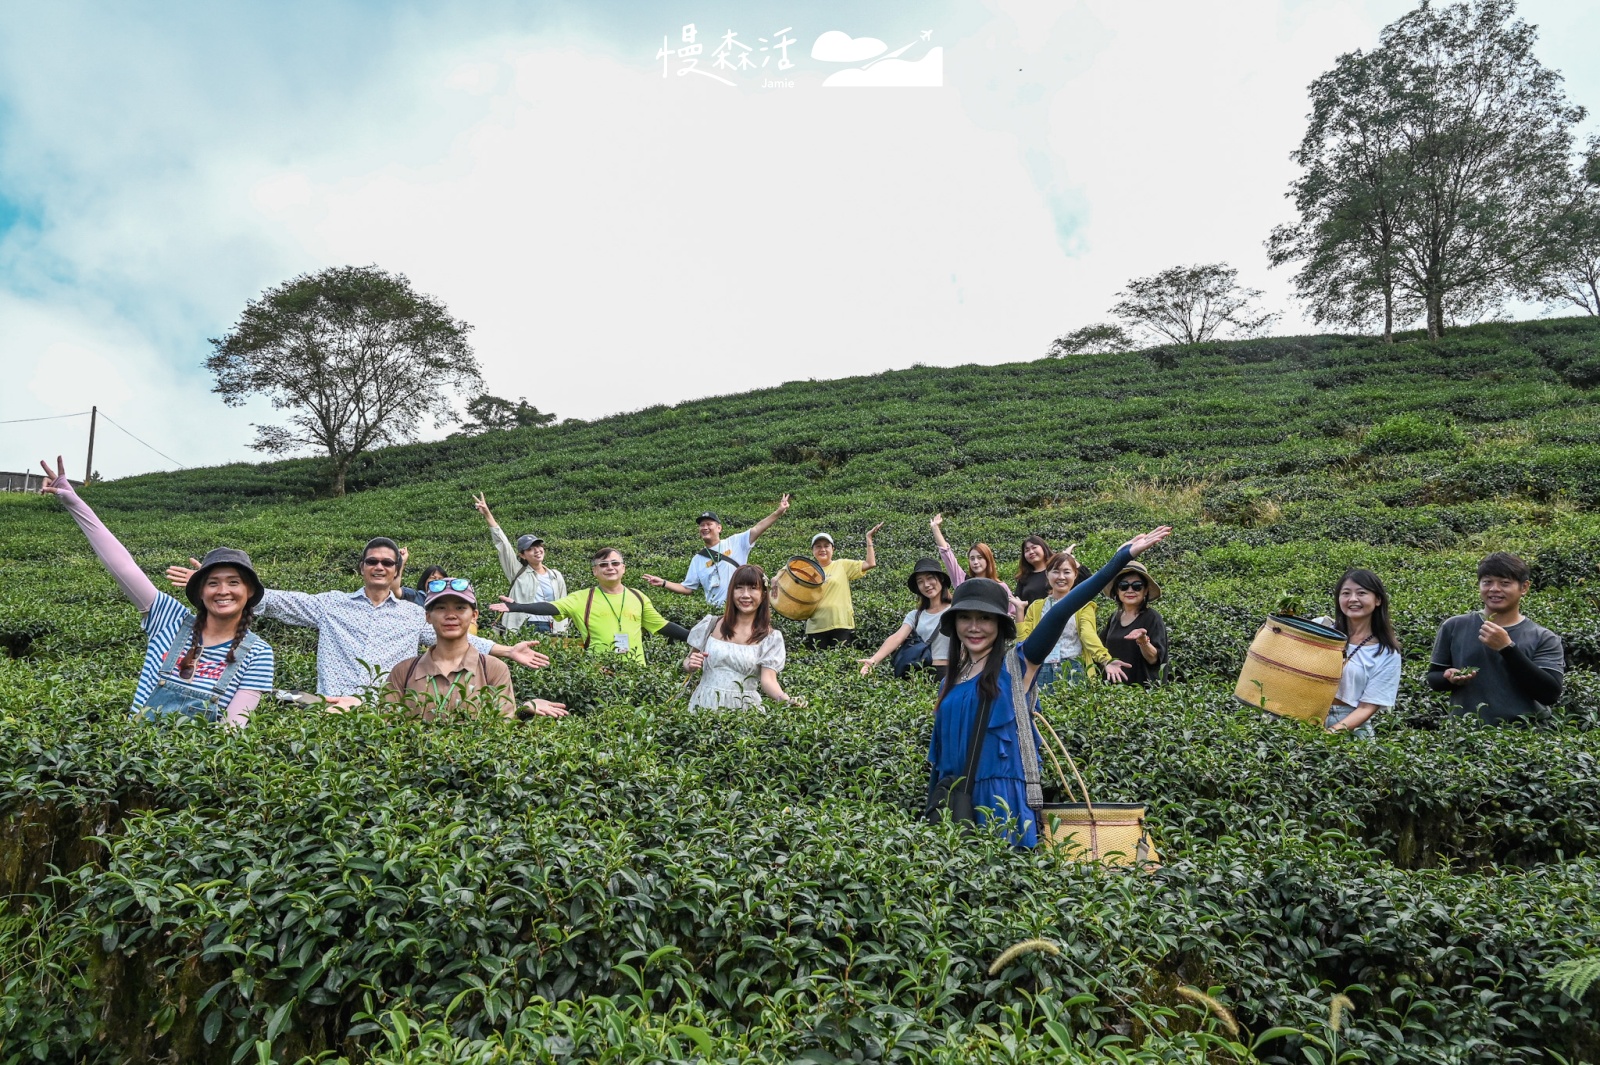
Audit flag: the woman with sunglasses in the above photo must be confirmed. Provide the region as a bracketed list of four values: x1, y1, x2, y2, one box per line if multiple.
[1101, 561, 1168, 686]
[929, 513, 1024, 617]
[385, 579, 568, 719]
[928, 525, 1172, 846]
[36, 456, 275, 724]
[683, 564, 802, 709]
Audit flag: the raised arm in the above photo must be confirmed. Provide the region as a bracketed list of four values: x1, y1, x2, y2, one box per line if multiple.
[1020, 527, 1171, 666]
[478, 494, 523, 582]
[862, 522, 883, 573]
[747, 494, 792, 543]
[39, 456, 158, 612]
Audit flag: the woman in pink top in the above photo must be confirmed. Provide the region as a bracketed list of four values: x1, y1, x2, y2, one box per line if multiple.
[929, 513, 1025, 618]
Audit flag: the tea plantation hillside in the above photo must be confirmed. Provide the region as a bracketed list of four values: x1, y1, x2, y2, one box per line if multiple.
[2, 318, 1600, 1063]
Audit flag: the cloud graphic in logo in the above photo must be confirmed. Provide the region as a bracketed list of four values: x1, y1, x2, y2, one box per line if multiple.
[822, 47, 943, 88]
[810, 30, 888, 63]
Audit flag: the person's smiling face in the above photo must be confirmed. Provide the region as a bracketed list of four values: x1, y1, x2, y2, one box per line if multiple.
[967, 549, 988, 577]
[200, 567, 250, 620]
[1047, 560, 1077, 596]
[1338, 579, 1379, 623]
[915, 572, 944, 601]
[1023, 541, 1047, 567]
[953, 609, 999, 658]
[812, 539, 834, 566]
[731, 581, 762, 615]
[1115, 573, 1147, 609]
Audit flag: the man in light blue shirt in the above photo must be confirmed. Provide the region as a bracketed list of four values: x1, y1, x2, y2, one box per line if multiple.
[644, 495, 790, 607]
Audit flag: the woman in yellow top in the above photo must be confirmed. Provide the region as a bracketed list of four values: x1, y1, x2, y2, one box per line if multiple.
[1015, 549, 1116, 690]
[801, 525, 882, 649]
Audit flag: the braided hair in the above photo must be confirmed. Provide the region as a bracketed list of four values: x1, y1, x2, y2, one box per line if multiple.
[176, 603, 257, 677]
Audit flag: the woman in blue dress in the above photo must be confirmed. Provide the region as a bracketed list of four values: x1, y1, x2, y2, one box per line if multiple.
[928, 526, 1172, 846]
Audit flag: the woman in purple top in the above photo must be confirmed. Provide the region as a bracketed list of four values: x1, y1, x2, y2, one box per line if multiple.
[929, 513, 1025, 618]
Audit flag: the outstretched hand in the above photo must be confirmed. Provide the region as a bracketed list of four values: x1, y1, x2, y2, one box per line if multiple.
[37, 456, 75, 497]
[1123, 526, 1173, 558]
[167, 558, 201, 590]
[519, 698, 569, 718]
[1104, 660, 1132, 684]
[930, 512, 943, 529]
[777, 493, 791, 514]
[866, 521, 885, 538]
[505, 641, 551, 670]
[858, 658, 878, 676]
[472, 492, 492, 520]
[488, 595, 512, 615]
[643, 574, 667, 587]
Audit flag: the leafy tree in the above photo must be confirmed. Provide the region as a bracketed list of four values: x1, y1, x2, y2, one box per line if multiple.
[457, 394, 557, 435]
[1272, 0, 1584, 340]
[1537, 138, 1600, 315]
[207, 265, 481, 496]
[1110, 263, 1278, 346]
[1046, 323, 1134, 357]
[1268, 46, 1420, 342]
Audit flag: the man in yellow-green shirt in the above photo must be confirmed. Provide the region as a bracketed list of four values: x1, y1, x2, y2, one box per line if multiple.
[802, 524, 881, 649]
[491, 547, 689, 664]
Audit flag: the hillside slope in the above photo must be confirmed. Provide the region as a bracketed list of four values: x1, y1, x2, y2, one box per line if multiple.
[1, 318, 1598, 1063]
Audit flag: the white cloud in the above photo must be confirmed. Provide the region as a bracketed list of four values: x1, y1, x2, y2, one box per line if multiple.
[810, 31, 888, 63]
[822, 48, 944, 88]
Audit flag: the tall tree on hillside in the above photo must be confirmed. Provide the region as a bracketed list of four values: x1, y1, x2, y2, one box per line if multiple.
[207, 265, 481, 496]
[1110, 263, 1279, 346]
[1271, 0, 1584, 340]
[458, 394, 558, 434]
[1268, 47, 1419, 342]
[1536, 137, 1600, 315]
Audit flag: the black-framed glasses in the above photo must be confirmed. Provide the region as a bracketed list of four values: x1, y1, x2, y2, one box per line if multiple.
[594, 559, 624, 568]
[1116, 580, 1146, 592]
[426, 578, 472, 593]
[363, 557, 398, 568]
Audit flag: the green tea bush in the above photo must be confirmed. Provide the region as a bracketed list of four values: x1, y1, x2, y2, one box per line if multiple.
[3, 317, 1600, 1063]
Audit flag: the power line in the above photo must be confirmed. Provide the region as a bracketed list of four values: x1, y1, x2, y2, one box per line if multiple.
[0, 410, 91, 425]
[97, 411, 188, 470]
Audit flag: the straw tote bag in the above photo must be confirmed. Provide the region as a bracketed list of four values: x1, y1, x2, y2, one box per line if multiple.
[1034, 713, 1160, 869]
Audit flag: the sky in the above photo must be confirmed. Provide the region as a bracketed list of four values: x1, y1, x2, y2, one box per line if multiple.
[0, 0, 1596, 480]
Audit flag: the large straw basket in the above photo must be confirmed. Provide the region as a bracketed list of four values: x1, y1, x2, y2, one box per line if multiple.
[1035, 715, 1159, 869]
[770, 557, 827, 620]
[1234, 614, 1344, 722]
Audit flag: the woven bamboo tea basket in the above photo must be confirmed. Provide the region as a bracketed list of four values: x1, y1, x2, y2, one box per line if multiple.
[1035, 715, 1159, 869]
[770, 557, 826, 620]
[1234, 613, 1344, 723]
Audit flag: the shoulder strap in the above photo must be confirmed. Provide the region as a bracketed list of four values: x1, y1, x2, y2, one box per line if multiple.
[581, 587, 597, 649]
[158, 616, 198, 675]
[1005, 651, 1044, 810]
[631, 588, 645, 609]
[401, 657, 418, 690]
[960, 689, 993, 797]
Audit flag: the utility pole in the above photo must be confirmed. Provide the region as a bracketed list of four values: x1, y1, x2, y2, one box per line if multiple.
[84, 406, 97, 488]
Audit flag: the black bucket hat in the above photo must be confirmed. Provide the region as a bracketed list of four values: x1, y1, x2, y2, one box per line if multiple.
[905, 557, 952, 597]
[939, 578, 1016, 640]
[186, 547, 265, 612]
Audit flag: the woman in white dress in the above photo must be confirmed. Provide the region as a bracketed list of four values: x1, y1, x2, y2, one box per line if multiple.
[683, 564, 803, 709]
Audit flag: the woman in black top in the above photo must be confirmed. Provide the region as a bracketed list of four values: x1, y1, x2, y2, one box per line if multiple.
[1100, 560, 1168, 686]
[1014, 534, 1053, 605]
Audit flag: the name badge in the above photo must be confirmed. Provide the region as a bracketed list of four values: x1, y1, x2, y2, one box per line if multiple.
[613, 632, 630, 653]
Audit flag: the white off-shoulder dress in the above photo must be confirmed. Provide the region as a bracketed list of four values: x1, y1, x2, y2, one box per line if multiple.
[687, 615, 787, 710]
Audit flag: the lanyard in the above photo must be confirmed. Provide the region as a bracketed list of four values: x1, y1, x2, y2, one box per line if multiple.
[1344, 633, 1375, 661]
[598, 587, 628, 629]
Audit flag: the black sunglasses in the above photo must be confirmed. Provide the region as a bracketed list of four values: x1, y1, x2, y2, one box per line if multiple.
[426, 578, 472, 593]
[1116, 580, 1146, 592]
[363, 556, 398, 568]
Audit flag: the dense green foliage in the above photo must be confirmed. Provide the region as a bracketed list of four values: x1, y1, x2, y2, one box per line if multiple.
[2, 318, 1599, 1063]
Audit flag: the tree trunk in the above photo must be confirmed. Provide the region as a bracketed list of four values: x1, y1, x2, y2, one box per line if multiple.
[330, 459, 348, 498]
[1426, 291, 1444, 340]
[1382, 283, 1395, 343]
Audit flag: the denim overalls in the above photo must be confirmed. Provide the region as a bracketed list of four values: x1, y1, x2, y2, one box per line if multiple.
[140, 620, 263, 722]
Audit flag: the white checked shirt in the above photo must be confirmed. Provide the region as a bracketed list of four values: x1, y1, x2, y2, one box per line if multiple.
[260, 589, 496, 697]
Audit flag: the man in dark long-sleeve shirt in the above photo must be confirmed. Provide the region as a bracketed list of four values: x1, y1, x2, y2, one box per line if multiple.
[1426, 552, 1564, 723]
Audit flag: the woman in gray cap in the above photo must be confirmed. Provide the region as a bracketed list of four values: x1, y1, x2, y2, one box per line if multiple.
[36, 456, 275, 724]
[474, 492, 566, 634]
[926, 524, 1171, 847]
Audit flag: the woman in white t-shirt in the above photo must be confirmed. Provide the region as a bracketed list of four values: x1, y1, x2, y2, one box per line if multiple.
[684, 565, 801, 710]
[1320, 568, 1403, 739]
[858, 558, 953, 680]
